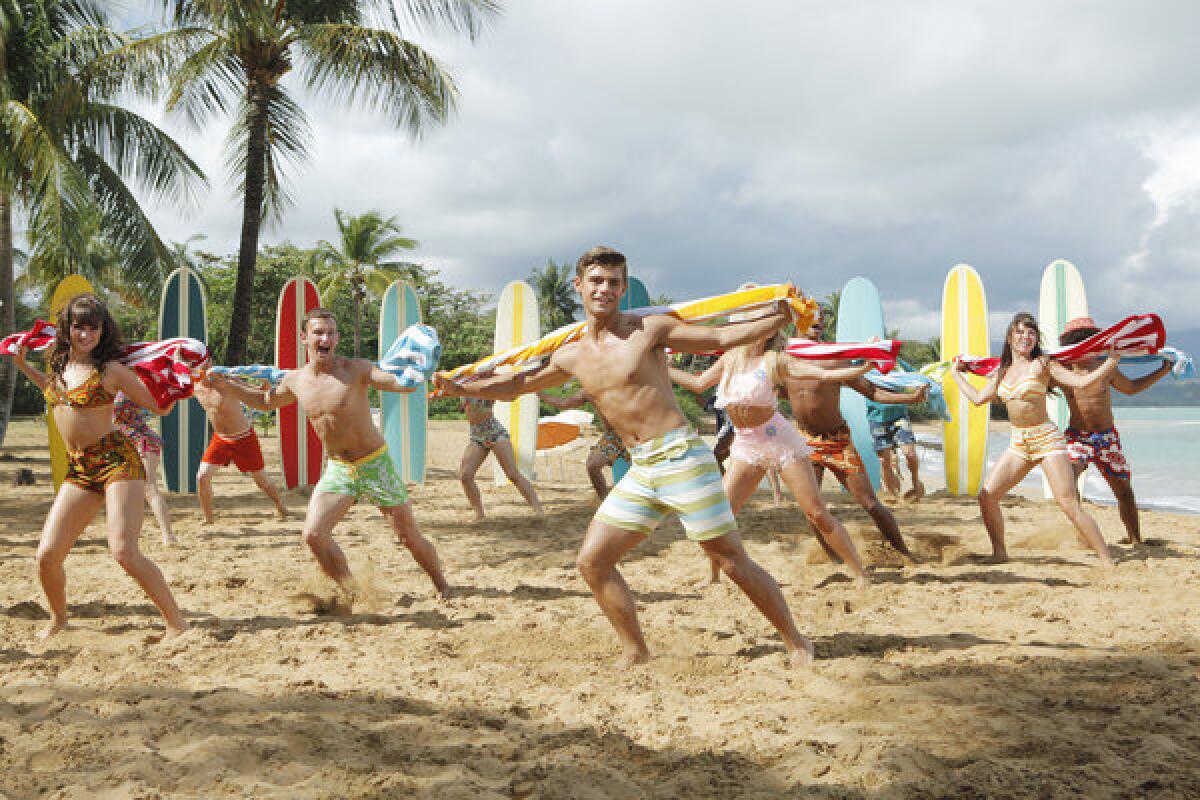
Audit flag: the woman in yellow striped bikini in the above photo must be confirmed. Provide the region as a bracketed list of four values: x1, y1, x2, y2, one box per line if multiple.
[950, 312, 1119, 567]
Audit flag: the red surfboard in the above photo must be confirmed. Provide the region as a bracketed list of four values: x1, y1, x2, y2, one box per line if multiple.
[275, 277, 324, 489]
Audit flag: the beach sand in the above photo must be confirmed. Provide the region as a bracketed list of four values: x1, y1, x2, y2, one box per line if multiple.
[1, 416, 1198, 798]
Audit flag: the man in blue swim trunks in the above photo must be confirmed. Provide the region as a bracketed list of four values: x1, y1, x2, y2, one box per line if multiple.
[436, 247, 814, 670]
[204, 309, 449, 602]
[866, 401, 924, 501]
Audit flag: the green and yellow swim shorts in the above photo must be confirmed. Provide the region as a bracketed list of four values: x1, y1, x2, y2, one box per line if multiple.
[314, 444, 409, 508]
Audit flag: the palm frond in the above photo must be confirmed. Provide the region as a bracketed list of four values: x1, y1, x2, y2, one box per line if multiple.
[383, 0, 498, 42]
[297, 24, 455, 136]
[225, 84, 312, 220]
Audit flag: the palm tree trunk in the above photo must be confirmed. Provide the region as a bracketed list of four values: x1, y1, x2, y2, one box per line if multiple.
[224, 84, 270, 365]
[352, 281, 362, 359]
[0, 190, 16, 447]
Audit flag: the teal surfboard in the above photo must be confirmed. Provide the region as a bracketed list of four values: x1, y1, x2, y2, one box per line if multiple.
[159, 266, 210, 493]
[613, 276, 651, 482]
[835, 276, 884, 489]
[380, 282, 427, 483]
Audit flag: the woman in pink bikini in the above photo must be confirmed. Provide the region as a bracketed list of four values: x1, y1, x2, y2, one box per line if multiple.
[950, 312, 1119, 566]
[671, 302, 873, 586]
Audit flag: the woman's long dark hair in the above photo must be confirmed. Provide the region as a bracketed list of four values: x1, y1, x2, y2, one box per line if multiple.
[47, 293, 124, 382]
[998, 311, 1044, 369]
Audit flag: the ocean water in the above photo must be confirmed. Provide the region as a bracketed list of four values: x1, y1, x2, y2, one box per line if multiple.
[914, 407, 1200, 514]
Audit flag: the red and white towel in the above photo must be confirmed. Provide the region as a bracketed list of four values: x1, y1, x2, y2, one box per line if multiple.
[785, 338, 902, 374]
[1, 320, 210, 408]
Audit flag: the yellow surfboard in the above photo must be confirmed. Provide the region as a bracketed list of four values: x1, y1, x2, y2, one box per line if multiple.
[493, 280, 540, 486]
[941, 264, 989, 496]
[46, 275, 96, 489]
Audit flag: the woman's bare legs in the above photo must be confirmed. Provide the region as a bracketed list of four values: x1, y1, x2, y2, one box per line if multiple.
[105, 480, 189, 638]
[35, 484, 104, 638]
[777, 458, 869, 585]
[140, 452, 175, 544]
[493, 438, 544, 516]
[977, 451, 1036, 563]
[1043, 453, 1114, 567]
[457, 441, 490, 521]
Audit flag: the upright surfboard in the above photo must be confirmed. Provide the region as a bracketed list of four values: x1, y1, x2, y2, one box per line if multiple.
[158, 266, 210, 493]
[612, 276, 651, 482]
[493, 281, 540, 486]
[276, 277, 323, 489]
[836, 277, 885, 489]
[47, 275, 95, 489]
[941, 264, 990, 496]
[1038, 260, 1087, 497]
[380, 282, 426, 483]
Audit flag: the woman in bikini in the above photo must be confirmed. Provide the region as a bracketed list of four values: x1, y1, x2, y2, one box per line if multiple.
[671, 308, 874, 586]
[950, 312, 1119, 566]
[12, 294, 189, 640]
[113, 391, 175, 544]
[458, 396, 543, 521]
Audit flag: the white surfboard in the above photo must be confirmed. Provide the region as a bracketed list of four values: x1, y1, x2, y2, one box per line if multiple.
[1038, 260, 1088, 498]
[493, 281, 540, 486]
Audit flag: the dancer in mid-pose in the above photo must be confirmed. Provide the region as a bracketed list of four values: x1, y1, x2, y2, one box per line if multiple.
[670, 306, 872, 587]
[10, 294, 189, 640]
[437, 247, 814, 669]
[950, 312, 1118, 566]
[1054, 317, 1172, 545]
[112, 391, 175, 544]
[538, 388, 628, 500]
[458, 394, 543, 521]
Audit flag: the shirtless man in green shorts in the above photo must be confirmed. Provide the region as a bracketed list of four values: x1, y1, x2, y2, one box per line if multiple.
[435, 246, 813, 669]
[203, 308, 449, 600]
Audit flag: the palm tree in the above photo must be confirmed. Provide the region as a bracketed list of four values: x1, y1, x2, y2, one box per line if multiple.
[818, 289, 841, 342]
[0, 0, 205, 445]
[529, 259, 579, 330]
[309, 208, 417, 358]
[115, 0, 498, 364]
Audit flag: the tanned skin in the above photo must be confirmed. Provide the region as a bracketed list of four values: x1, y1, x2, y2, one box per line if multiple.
[192, 381, 289, 524]
[435, 263, 815, 669]
[203, 316, 449, 601]
[1054, 355, 1171, 544]
[779, 334, 928, 560]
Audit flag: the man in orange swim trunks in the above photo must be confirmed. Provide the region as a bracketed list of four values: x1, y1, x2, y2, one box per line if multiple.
[193, 380, 289, 524]
[780, 321, 928, 560]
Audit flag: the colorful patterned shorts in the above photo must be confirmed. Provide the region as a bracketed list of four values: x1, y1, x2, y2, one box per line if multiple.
[112, 398, 163, 456]
[801, 425, 864, 474]
[591, 427, 629, 467]
[1008, 422, 1068, 463]
[469, 416, 509, 448]
[314, 444, 409, 508]
[596, 426, 737, 542]
[869, 418, 916, 453]
[1065, 426, 1131, 481]
[65, 430, 146, 495]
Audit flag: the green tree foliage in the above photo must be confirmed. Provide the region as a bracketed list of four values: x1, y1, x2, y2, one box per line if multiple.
[528, 259, 578, 330]
[116, 0, 498, 365]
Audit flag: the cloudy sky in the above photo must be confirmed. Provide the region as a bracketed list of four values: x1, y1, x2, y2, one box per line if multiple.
[123, 0, 1200, 339]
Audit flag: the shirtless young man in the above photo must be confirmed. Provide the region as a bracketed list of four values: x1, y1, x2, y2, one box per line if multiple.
[1054, 317, 1173, 545]
[781, 323, 928, 560]
[192, 380, 289, 524]
[203, 309, 448, 600]
[435, 247, 814, 669]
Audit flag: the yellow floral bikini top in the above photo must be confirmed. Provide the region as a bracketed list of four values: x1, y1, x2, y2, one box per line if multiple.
[997, 371, 1048, 402]
[43, 370, 115, 409]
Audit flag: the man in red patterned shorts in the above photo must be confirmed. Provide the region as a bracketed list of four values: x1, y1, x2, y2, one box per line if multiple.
[193, 380, 290, 524]
[1056, 317, 1173, 545]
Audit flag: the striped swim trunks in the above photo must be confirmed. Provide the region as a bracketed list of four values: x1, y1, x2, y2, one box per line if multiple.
[595, 425, 737, 542]
[1008, 421, 1068, 463]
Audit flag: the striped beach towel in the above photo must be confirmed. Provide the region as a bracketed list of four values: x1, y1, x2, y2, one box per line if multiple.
[785, 338, 901, 373]
[436, 284, 819, 394]
[2, 320, 210, 408]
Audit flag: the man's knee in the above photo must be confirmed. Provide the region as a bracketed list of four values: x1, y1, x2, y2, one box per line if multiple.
[301, 527, 329, 551]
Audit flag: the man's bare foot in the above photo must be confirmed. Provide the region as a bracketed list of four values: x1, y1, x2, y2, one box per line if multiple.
[162, 621, 191, 641]
[200, 516, 216, 527]
[1118, 536, 1143, 546]
[980, 552, 1009, 565]
[38, 618, 68, 640]
[614, 647, 651, 669]
[903, 480, 925, 503]
[433, 581, 452, 602]
[787, 637, 816, 669]
[471, 513, 486, 524]
[694, 573, 721, 590]
[275, 507, 289, 521]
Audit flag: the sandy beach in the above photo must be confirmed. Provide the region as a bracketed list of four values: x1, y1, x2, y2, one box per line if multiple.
[1, 416, 1198, 798]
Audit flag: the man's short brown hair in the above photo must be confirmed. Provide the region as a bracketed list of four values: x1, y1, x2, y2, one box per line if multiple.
[303, 307, 337, 332]
[1059, 326, 1100, 347]
[575, 246, 628, 282]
